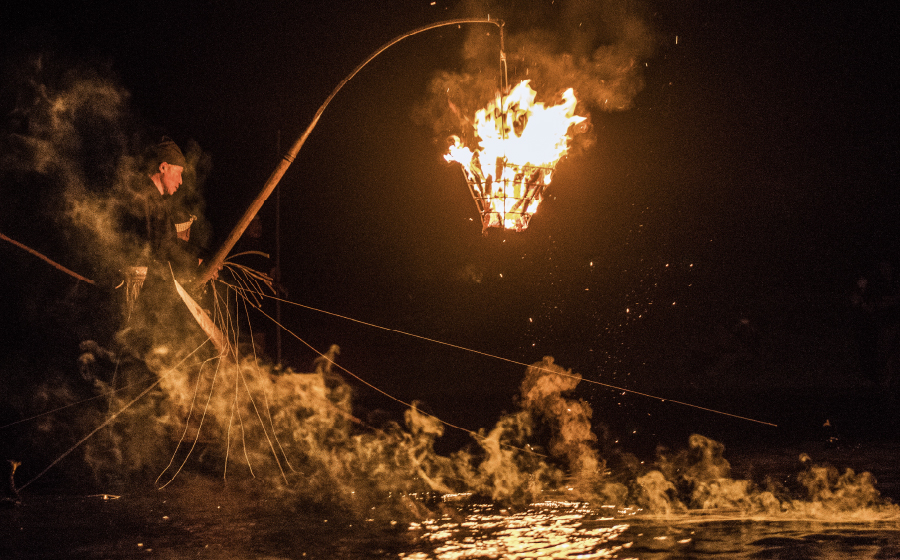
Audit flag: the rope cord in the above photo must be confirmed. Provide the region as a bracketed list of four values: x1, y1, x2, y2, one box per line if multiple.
[254, 292, 777, 427]
[19, 341, 213, 491]
[0, 367, 183, 431]
[155, 354, 226, 489]
[232, 290, 547, 458]
[228, 284, 290, 480]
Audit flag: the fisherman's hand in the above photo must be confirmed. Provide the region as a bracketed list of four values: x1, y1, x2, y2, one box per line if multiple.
[198, 258, 221, 280]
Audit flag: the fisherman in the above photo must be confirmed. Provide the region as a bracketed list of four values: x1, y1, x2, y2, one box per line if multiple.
[138, 137, 198, 281]
[119, 137, 205, 357]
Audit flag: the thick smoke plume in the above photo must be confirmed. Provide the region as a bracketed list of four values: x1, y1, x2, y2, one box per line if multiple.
[75, 345, 899, 524]
[415, 0, 656, 149]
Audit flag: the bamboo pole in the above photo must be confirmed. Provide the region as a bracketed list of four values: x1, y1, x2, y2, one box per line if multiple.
[194, 17, 505, 287]
[1, 231, 95, 285]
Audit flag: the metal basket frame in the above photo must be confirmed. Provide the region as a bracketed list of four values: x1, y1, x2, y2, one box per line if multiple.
[464, 161, 556, 232]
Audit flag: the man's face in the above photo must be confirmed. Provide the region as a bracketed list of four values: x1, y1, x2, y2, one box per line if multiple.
[159, 162, 184, 195]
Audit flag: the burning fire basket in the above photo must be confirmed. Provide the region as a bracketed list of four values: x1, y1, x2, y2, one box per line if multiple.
[446, 81, 585, 233]
[466, 161, 555, 232]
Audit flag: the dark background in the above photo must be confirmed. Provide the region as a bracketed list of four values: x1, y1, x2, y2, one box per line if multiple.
[1, 0, 897, 454]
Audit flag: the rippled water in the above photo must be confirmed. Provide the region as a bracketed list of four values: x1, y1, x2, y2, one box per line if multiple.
[3, 482, 898, 559]
[402, 501, 900, 559]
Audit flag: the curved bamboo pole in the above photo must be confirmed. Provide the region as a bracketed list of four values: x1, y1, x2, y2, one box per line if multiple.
[195, 17, 506, 287]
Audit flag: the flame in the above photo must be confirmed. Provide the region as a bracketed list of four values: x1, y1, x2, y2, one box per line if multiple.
[445, 80, 585, 231]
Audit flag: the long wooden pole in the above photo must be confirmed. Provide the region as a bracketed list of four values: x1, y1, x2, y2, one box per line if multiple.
[194, 17, 505, 287]
[1, 231, 96, 285]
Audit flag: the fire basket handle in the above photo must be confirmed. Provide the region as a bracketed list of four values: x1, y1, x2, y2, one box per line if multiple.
[195, 17, 506, 288]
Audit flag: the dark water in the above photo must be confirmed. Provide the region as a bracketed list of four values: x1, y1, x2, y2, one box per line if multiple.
[2, 490, 898, 559]
[3, 440, 898, 559]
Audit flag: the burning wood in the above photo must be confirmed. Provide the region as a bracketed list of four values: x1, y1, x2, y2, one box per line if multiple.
[446, 81, 585, 232]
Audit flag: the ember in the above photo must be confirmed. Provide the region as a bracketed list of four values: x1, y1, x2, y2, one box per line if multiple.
[446, 80, 585, 232]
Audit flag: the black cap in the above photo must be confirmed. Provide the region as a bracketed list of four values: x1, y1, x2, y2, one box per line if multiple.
[147, 137, 186, 168]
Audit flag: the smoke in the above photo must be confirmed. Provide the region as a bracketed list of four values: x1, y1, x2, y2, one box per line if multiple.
[519, 356, 601, 483]
[15, 331, 900, 524]
[69, 344, 900, 525]
[506, 15, 654, 111]
[414, 0, 658, 146]
[1, 52, 210, 289]
[625, 433, 899, 519]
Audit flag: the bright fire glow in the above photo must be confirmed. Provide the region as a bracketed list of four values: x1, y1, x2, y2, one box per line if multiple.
[445, 80, 585, 231]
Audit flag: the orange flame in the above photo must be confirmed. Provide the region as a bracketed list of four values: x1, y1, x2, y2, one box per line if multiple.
[446, 80, 585, 231]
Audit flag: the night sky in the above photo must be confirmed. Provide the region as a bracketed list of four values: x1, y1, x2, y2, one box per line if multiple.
[1, 1, 897, 444]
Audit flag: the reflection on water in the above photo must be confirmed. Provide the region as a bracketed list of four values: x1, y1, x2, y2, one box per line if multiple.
[2, 489, 899, 559]
[400, 500, 900, 560]
[403, 501, 632, 559]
